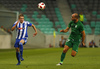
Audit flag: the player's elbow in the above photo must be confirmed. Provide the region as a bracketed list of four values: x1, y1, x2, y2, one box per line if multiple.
[82, 31, 85, 36]
[32, 24, 35, 28]
[65, 29, 69, 32]
[11, 28, 14, 31]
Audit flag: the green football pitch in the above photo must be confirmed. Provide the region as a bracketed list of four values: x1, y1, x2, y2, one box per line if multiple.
[0, 48, 100, 69]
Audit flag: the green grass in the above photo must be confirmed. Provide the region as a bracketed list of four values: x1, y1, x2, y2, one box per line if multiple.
[0, 48, 100, 69]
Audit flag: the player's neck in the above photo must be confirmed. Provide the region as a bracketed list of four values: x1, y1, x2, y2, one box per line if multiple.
[20, 21, 24, 23]
[74, 19, 78, 23]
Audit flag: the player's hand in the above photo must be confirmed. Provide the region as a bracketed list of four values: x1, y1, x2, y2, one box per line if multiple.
[60, 29, 65, 32]
[82, 42, 85, 46]
[33, 32, 37, 37]
[16, 20, 20, 26]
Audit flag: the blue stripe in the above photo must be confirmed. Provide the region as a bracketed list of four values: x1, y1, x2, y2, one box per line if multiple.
[25, 23, 28, 37]
[16, 24, 18, 39]
[17, 23, 20, 39]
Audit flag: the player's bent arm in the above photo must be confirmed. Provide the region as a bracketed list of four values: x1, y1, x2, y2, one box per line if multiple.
[32, 24, 37, 37]
[64, 27, 70, 32]
[11, 21, 19, 31]
[60, 27, 70, 32]
[60, 27, 69, 32]
[32, 24, 37, 33]
[11, 25, 16, 31]
[11, 23, 18, 31]
[81, 30, 85, 43]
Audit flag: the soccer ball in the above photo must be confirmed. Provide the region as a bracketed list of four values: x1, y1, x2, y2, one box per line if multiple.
[38, 2, 45, 10]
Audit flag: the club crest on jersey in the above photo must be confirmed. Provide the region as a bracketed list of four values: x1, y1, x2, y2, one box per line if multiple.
[75, 25, 77, 28]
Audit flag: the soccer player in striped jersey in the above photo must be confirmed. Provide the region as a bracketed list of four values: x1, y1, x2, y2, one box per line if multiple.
[11, 14, 37, 65]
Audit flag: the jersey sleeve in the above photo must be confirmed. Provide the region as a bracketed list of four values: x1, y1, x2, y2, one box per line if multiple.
[12, 21, 17, 27]
[80, 23, 84, 32]
[27, 21, 32, 27]
[68, 21, 72, 28]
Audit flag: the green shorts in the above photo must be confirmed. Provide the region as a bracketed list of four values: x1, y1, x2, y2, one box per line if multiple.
[65, 39, 80, 52]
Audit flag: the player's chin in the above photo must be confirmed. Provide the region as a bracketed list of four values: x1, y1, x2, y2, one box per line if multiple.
[72, 19, 75, 21]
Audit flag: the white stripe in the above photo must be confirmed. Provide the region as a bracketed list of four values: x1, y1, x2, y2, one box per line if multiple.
[25, 39, 27, 43]
[18, 23, 23, 39]
[16, 30, 18, 38]
[25, 38, 28, 42]
[16, 23, 19, 38]
[14, 21, 17, 24]
[22, 22, 27, 38]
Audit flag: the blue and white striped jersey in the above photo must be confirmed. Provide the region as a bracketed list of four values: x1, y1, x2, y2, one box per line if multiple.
[13, 21, 32, 39]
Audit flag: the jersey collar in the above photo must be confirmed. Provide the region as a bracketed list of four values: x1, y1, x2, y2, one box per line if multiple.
[19, 21, 25, 24]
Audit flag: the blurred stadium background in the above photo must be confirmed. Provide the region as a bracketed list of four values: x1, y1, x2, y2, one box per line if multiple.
[0, 0, 100, 49]
[0, 0, 100, 69]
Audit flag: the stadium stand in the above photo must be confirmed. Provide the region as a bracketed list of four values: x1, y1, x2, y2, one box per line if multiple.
[0, 0, 100, 35]
[0, 0, 100, 49]
[0, 0, 68, 35]
[67, 0, 100, 35]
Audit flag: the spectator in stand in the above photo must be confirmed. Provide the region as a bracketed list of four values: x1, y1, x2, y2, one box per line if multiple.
[79, 12, 84, 24]
[4, 28, 7, 32]
[89, 40, 98, 48]
[7, 29, 12, 36]
[59, 36, 66, 47]
[0, 26, 12, 36]
[0, 26, 4, 31]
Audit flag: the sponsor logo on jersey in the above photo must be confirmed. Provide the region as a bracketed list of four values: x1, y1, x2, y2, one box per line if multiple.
[18, 28, 25, 30]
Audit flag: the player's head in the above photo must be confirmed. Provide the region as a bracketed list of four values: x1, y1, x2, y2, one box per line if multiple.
[4, 28, 7, 31]
[0, 26, 3, 28]
[18, 14, 24, 23]
[71, 13, 78, 21]
[91, 40, 94, 42]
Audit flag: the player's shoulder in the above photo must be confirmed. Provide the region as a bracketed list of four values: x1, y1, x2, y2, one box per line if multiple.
[78, 21, 83, 26]
[24, 21, 29, 23]
[70, 21, 74, 23]
[78, 21, 84, 29]
[24, 21, 30, 24]
[69, 21, 74, 24]
[78, 21, 83, 24]
[14, 21, 18, 24]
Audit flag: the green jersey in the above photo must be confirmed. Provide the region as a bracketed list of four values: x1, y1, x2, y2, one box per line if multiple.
[68, 21, 84, 40]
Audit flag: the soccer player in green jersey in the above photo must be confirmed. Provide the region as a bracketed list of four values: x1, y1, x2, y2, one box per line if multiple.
[57, 13, 85, 66]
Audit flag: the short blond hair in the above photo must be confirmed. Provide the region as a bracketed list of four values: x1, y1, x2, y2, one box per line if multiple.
[18, 13, 24, 19]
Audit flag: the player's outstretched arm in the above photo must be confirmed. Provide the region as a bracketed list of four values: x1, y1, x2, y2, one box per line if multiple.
[60, 27, 70, 33]
[11, 21, 19, 31]
[32, 24, 37, 37]
[81, 30, 86, 46]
